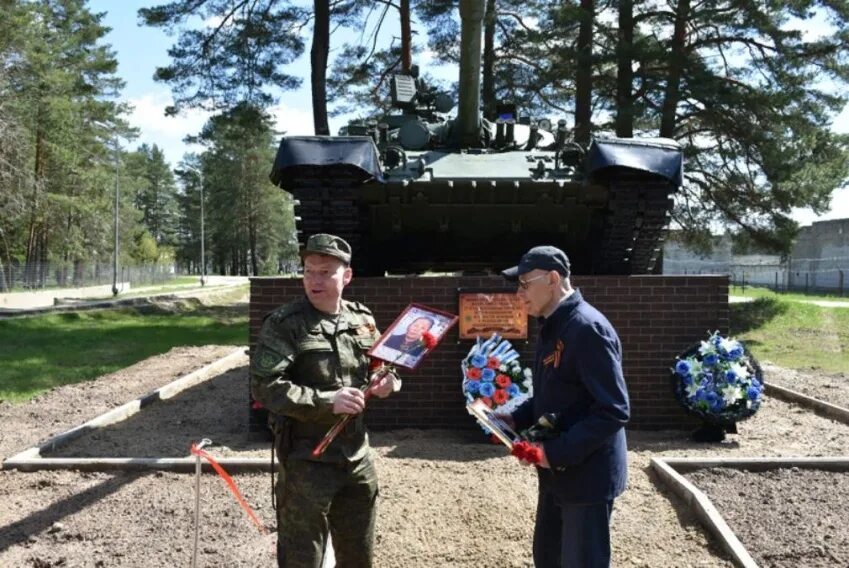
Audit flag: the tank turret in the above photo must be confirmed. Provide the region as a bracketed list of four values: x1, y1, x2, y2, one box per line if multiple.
[269, 0, 683, 276]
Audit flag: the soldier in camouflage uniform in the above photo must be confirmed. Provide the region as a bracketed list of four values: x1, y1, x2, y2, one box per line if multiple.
[251, 234, 400, 568]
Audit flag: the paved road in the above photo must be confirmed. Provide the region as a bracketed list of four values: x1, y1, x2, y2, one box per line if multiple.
[0, 275, 248, 314]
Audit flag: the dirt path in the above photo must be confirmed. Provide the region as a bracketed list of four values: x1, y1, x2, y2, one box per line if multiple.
[1, 348, 848, 567]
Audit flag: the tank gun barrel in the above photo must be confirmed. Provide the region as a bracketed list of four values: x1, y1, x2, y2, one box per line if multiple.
[457, 0, 486, 148]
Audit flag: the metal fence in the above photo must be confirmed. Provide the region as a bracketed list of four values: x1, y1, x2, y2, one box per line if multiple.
[664, 256, 849, 296]
[0, 262, 179, 293]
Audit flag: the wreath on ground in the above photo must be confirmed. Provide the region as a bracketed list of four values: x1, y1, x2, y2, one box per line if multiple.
[671, 331, 764, 426]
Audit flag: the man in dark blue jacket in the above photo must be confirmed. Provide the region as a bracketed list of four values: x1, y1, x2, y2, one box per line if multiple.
[500, 245, 630, 568]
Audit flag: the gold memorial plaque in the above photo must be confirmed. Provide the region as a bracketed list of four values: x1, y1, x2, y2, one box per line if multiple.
[458, 292, 528, 340]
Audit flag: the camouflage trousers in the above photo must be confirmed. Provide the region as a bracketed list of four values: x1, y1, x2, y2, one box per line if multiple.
[276, 454, 379, 568]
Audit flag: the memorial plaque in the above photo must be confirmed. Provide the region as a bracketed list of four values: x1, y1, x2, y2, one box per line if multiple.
[458, 291, 528, 339]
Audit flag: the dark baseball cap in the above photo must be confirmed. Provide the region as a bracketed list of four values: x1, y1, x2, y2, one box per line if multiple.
[300, 233, 352, 264]
[501, 245, 571, 281]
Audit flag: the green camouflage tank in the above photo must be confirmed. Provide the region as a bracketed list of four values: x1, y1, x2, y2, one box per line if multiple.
[269, 0, 683, 276]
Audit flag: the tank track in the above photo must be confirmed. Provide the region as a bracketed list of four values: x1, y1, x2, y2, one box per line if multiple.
[290, 180, 380, 274]
[593, 170, 676, 274]
[286, 170, 674, 276]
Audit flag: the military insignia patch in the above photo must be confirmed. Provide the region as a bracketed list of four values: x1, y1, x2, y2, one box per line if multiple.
[256, 345, 283, 371]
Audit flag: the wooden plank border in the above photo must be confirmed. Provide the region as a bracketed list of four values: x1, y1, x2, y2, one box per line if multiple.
[651, 456, 849, 568]
[766, 383, 849, 425]
[2, 347, 247, 471]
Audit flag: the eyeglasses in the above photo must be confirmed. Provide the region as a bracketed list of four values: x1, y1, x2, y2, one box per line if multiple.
[517, 274, 547, 290]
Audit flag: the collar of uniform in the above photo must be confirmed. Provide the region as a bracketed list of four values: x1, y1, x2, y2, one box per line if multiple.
[302, 297, 366, 334]
[538, 288, 583, 330]
[301, 296, 338, 333]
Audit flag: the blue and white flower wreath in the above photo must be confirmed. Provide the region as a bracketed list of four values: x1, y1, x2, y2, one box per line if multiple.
[672, 331, 763, 424]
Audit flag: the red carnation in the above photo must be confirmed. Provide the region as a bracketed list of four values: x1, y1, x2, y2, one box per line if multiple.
[487, 356, 501, 369]
[495, 374, 512, 388]
[511, 441, 542, 464]
[467, 367, 482, 380]
[511, 441, 528, 460]
[421, 331, 438, 350]
[479, 396, 493, 408]
[525, 446, 543, 464]
[369, 357, 383, 370]
[492, 388, 509, 405]
[251, 400, 264, 410]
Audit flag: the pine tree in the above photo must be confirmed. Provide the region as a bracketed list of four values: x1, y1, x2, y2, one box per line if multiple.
[2, 0, 133, 286]
[185, 102, 297, 275]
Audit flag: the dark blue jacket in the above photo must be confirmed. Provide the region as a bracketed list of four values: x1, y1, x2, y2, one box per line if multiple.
[512, 289, 630, 504]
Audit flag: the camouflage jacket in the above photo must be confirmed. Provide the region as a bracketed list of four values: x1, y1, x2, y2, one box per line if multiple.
[251, 297, 381, 462]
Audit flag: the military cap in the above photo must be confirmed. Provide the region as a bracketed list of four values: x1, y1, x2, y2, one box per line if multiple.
[501, 245, 571, 281]
[300, 233, 352, 264]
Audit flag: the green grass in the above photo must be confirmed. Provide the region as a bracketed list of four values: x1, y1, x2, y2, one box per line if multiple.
[730, 285, 849, 302]
[731, 296, 849, 373]
[0, 294, 247, 403]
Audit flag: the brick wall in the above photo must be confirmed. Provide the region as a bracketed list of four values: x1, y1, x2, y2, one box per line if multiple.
[250, 275, 728, 430]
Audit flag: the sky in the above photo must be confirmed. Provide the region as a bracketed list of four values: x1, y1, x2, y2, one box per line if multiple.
[89, 0, 849, 228]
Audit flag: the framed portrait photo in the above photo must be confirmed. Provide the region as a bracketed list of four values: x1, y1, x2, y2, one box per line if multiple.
[368, 303, 458, 370]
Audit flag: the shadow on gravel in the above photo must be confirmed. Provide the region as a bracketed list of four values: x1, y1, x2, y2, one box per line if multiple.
[0, 472, 144, 554]
[44, 366, 265, 458]
[730, 297, 787, 335]
[627, 430, 741, 453]
[42, 362, 503, 464]
[372, 428, 509, 463]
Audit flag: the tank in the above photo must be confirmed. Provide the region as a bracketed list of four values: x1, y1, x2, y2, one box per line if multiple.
[269, 0, 683, 276]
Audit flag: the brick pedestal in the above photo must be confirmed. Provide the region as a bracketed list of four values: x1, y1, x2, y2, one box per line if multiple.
[250, 275, 728, 430]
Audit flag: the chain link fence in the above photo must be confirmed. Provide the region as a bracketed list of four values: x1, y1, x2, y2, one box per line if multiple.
[0, 262, 180, 293]
[664, 256, 849, 296]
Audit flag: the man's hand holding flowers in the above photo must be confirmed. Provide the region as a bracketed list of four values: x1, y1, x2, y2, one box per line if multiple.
[511, 440, 550, 468]
[332, 387, 366, 415]
[369, 368, 401, 399]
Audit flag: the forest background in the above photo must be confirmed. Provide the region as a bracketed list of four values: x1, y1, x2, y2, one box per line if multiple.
[1, 0, 847, 290]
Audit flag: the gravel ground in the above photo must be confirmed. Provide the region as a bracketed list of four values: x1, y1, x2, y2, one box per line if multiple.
[764, 363, 849, 409]
[686, 468, 849, 568]
[1, 348, 849, 567]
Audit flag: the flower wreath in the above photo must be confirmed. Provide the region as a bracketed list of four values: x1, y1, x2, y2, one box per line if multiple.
[671, 331, 764, 425]
[462, 333, 533, 431]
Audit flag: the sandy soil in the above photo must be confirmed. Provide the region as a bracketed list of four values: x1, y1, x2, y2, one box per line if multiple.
[686, 468, 849, 567]
[1, 347, 848, 567]
[764, 363, 849, 409]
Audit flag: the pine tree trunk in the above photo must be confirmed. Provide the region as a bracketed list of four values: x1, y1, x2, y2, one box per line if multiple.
[400, 0, 412, 73]
[615, 0, 634, 138]
[311, 0, 330, 135]
[25, 121, 45, 288]
[481, 0, 497, 120]
[660, 0, 690, 138]
[574, 0, 594, 146]
[73, 259, 84, 287]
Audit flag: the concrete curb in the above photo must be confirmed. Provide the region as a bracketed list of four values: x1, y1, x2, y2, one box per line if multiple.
[2, 347, 248, 472]
[651, 456, 849, 568]
[0, 283, 246, 319]
[766, 383, 849, 425]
